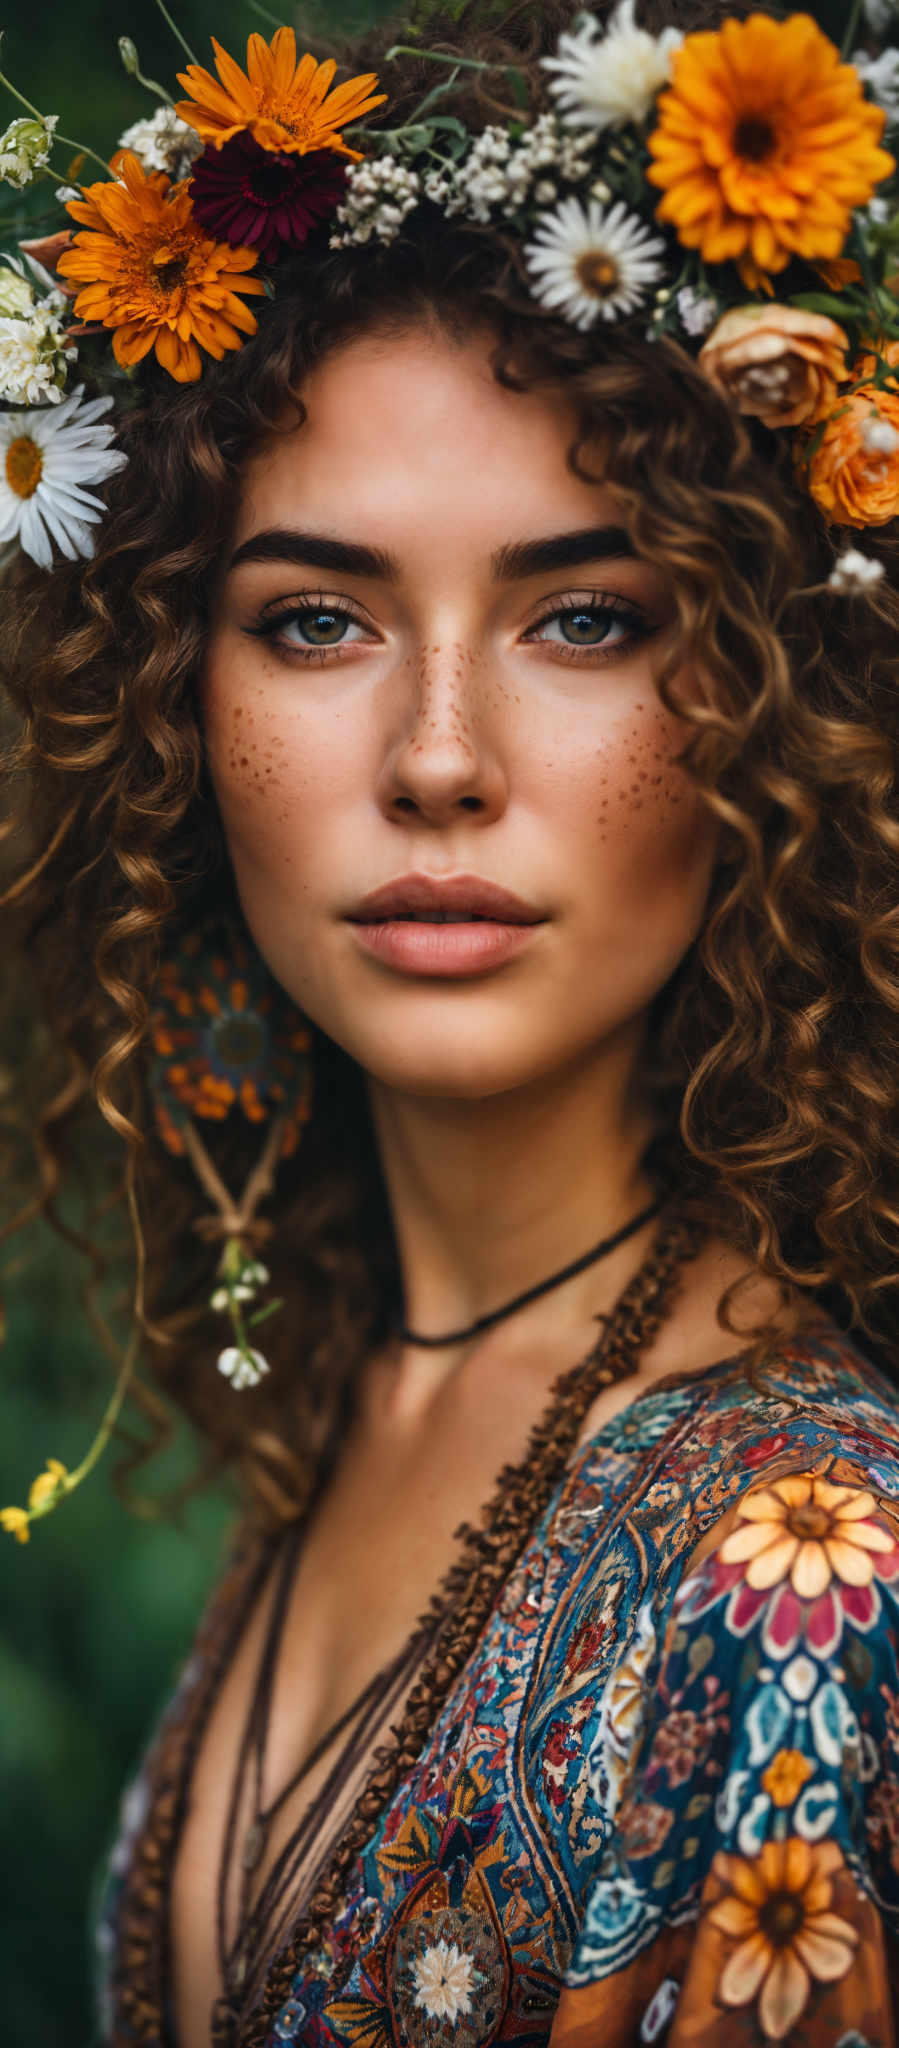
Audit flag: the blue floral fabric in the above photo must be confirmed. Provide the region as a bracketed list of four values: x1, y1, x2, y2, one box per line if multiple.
[97, 1321, 899, 2046]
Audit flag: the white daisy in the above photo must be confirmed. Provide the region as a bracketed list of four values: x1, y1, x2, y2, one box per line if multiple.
[411, 1939, 474, 2022]
[524, 195, 666, 329]
[0, 386, 127, 570]
[541, 0, 683, 133]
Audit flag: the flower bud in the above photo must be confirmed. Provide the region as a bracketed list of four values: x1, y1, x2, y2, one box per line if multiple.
[0, 266, 35, 317]
[0, 114, 58, 191]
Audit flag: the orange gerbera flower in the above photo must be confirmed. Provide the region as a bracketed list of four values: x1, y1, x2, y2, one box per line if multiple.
[646, 12, 894, 290]
[58, 152, 264, 383]
[175, 27, 386, 162]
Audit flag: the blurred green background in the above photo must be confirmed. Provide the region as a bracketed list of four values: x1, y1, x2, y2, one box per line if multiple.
[0, 0, 868, 2040]
[0, 5, 394, 2042]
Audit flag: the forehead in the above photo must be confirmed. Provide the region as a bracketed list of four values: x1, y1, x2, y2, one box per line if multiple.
[233, 324, 622, 549]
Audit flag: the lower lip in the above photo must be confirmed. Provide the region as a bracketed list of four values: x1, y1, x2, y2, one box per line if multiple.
[349, 919, 542, 976]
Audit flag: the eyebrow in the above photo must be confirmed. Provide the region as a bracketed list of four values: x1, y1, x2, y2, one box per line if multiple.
[228, 524, 636, 581]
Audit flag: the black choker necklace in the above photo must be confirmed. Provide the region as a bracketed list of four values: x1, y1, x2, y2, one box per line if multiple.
[392, 1194, 665, 1348]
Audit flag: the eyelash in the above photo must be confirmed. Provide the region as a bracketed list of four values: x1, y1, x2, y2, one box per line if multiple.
[244, 589, 656, 666]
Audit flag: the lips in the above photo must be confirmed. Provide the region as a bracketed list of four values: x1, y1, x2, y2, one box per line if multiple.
[349, 872, 542, 924]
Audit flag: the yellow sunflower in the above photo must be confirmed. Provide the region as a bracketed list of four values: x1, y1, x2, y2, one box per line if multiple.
[646, 12, 894, 290]
[175, 27, 386, 162]
[59, 152, 264, 383]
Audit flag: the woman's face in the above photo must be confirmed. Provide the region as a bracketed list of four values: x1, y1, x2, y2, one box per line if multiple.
[201, 323, 720, 1102]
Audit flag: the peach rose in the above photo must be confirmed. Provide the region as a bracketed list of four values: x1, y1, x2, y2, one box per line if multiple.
[805, 348, 899, 528]
[698, 304, 849, 430]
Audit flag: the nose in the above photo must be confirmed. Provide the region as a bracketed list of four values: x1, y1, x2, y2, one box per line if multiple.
[377, 640, 508, 826]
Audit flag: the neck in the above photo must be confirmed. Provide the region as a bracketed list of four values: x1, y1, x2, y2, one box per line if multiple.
[366, 1020, 661, 1383]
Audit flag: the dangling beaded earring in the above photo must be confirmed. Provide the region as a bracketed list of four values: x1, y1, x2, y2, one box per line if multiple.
[146, 913, 314, 1389]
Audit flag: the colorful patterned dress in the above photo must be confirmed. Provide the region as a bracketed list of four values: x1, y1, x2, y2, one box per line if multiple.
[96, 1319, 899, 2046]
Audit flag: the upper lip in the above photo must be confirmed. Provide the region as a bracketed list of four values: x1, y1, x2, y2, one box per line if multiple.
[350, 872, 544, 923]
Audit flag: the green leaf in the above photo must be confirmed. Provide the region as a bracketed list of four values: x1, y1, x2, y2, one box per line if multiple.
[507, 67, 529, 112]
[790, 292, 864, 319]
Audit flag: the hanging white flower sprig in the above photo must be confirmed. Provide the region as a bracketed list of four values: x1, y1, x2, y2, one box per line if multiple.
[210, 1238, 282, 1390]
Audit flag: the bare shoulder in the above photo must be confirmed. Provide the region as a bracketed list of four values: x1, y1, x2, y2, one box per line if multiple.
[576, 1231, 821, 1447]
[645, 1229, 819, 1380]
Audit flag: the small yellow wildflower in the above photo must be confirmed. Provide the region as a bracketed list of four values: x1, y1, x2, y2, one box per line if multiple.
[0, 1505, 31, 1544]
[28, 1457, 69, 1511]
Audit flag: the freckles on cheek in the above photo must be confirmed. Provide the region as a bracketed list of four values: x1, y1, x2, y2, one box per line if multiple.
[589, 706, 695, 854]
[203, 674, 299, 842]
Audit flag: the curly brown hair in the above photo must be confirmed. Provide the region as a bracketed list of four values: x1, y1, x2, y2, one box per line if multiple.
[2, 0, 899, 1534]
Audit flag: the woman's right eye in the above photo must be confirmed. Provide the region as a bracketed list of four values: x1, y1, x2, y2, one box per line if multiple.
[244, 600, 371, 661]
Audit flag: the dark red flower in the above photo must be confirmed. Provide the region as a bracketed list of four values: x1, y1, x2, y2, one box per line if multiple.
[188, 134, 348, 261]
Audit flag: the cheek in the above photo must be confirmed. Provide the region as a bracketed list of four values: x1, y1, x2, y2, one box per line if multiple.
[562, 694, 718, 938]
[201, 663, 316, 866]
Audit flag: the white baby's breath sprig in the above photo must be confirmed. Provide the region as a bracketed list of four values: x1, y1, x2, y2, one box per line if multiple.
[210, 1239, 279, 1392]
[329, 155, 421, 247]
[828, 549, 886, 593]
[423, 114, 594, 227]
[541, 0, 683, 133]
[853, 46, 899, 126]
[676, 284, 718, 337]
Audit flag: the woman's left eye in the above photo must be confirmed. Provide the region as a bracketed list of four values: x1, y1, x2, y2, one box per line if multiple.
[524, 598, 653, 660]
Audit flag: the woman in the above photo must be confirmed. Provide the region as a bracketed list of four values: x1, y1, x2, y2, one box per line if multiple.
[2, 0, 899, 2040]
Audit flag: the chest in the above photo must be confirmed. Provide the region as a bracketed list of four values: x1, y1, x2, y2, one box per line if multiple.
[167, 1362, 571, 2048]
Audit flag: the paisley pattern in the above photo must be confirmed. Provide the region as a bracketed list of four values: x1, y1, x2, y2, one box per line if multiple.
[95, 1323, 899, 2045]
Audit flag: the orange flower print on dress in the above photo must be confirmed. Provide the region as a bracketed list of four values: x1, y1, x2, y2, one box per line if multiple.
[691, 1470, 899, 1663]
[59, 152, 264, 382]
[646, 13, 893, 290]
[719, 1473, 894, 1599]
[175, 28, 386, 164]
[708, 1838, 858, 2040]
[761, 1747, 814, 1808]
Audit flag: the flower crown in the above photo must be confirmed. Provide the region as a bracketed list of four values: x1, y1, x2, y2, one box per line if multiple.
[1, 3, 899, 587]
